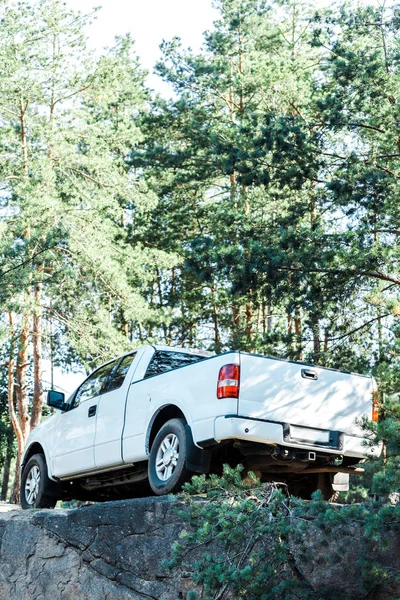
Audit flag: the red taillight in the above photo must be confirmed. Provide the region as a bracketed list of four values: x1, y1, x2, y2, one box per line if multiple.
[217, 364, 240, 399]
[372, 388, 379, 423]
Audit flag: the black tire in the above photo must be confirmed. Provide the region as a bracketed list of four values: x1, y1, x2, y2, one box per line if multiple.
[20, 453, 59, 509]
[148, 418, 192, 495]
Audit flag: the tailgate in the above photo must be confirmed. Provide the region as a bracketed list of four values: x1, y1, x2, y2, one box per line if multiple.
[238, 354, 373, 437]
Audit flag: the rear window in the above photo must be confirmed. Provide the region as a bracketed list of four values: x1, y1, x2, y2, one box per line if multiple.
[144, 350, 206, 379]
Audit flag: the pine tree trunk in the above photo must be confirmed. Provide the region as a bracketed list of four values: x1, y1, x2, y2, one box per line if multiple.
[287, 312, 293, 355]
[156, 267, 168, 342]
[9, 100, 32, 504]
[295, 308, 302, 361]
[255, 303, 261, 338]
[312, 315, 320, 363]
[372, 214, 383, 362]
[188, 321, 194, 347]
[31, 280, 43, 429]
[19, 97, 29, 176]
[267, 290, 273, 335]
[137, 322, 144, 342]
[11, 310, 31, 504]
[245, 298, 253, 348]
[10, 449, 23, 505]
[16, 311, 30, 441]
[120, 309, 129, 339]
[7, 313, 24, 505]
[324, 329, 329, 354]
[261, 298, 266, 335]
[49, 311, 55, 389]
[1, 430, 13, 502]
[211, 286, 221, 353]
[232, 302, 240, 348]
[377, 312, 383, 362]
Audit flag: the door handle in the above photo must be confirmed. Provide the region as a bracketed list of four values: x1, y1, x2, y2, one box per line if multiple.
[301, 369, 318, 380]
[88, 405, 97, 417]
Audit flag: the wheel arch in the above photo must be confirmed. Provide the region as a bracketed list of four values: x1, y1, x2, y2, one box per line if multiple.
[22, 441, 55, 480]
[146, 404, 211, 476]
[146, 404, 188, 454]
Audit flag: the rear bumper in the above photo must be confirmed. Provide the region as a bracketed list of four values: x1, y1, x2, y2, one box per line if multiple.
[214, 416, 381, 459]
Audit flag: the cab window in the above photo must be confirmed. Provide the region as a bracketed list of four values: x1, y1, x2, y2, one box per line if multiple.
[144, 351, 205, 379]
[73, 360, 118, 407]
[106, 353, 136, 393]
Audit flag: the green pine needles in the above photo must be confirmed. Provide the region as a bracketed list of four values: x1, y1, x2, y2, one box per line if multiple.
[169, 465, 315, 600]
[167, 465, 400, 600]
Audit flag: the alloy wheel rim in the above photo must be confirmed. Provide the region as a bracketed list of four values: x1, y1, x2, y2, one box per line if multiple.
[155, 433, 179, 481]
[25, 465, 40, 505]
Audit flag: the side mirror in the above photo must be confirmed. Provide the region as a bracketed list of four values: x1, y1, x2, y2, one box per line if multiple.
[47, 390, 67, 411]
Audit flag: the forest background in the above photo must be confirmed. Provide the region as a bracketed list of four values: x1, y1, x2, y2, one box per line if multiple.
[0, 0, 399, 504]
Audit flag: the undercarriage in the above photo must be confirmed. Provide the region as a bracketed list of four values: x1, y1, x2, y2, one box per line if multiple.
[59, 439, 361, 503]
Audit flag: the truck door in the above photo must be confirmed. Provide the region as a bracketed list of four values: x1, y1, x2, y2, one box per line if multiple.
[94, 352, 138, 469]
[51, 360, 118, 478]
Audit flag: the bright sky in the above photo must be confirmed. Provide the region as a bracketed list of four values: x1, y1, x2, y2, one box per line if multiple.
[67, 0, 219, 95]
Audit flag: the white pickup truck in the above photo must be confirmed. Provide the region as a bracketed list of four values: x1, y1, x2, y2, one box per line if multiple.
[20, 345, 380, 508]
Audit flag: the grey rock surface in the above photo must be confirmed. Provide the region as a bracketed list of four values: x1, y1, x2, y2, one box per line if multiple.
[0, 497, 192, 600]
[0, 496, 399, 600]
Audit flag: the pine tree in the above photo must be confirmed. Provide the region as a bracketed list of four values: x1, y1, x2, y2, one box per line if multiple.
[0, 0, 164, 500]
[133, 0, 327, 355]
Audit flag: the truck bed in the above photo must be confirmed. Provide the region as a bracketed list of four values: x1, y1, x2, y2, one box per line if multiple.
[238, 353, 374, 438]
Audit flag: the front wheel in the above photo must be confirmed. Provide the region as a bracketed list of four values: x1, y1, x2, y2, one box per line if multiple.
[148, 418, 192, 495]
[20, 453, 58, 509]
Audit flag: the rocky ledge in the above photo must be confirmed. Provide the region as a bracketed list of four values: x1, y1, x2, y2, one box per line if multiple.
[0, 497, 187, 600]
[0, 496, 399, 600]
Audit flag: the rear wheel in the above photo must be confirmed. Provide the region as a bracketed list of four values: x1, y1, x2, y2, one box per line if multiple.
[20, 453, 58, 509]
[148, 418, 193, 495]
